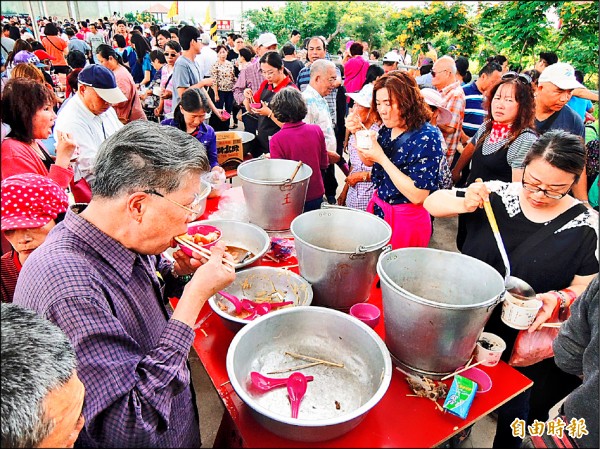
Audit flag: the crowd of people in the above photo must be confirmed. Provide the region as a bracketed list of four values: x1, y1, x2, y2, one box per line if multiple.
[0, 10, 598, 449]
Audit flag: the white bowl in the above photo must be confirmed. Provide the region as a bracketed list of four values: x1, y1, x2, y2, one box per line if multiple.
[501, 293, 542, 330]
[475, 332, 506, 367]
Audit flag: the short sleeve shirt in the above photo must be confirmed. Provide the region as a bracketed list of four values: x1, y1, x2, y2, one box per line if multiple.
[172, 56, 203, 109]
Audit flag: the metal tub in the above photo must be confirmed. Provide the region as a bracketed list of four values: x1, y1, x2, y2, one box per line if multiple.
[226, 307, 392, 442]
[237, 158, 313, 231]
[208, 266, 313, 333]
[290, 205, 391, 310]
[377, 248, 505, 378]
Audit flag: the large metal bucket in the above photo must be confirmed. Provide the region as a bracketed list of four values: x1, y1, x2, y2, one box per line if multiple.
[291, 205, 392, 310]
[237, 158, 313, 231]
[377, 248, 505, 378]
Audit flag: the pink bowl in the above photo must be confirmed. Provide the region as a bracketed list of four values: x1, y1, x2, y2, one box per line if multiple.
[221, 110, 231, 120]
[349, 303, 380, 329]
[459, 367, 492, 394]
[180, 224, 222, 257]
[250, 102, 262, 109]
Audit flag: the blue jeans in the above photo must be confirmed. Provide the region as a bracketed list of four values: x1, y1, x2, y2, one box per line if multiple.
[303, 197, 324, 212]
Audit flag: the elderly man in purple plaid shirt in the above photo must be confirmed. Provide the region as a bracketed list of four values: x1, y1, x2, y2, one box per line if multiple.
[14, 121, 236, 448]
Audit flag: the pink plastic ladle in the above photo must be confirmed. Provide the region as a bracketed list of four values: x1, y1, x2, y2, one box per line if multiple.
[287, 372, 308, 419]
[250, 371, 314, 392]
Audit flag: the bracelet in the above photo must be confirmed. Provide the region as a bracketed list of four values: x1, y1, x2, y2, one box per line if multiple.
[560, 288, 578, 308]
[268, 111, 273, 119]
[549, 290, 564, 314]
[555, 290, 569, 309]
[170, 263, 192, 283]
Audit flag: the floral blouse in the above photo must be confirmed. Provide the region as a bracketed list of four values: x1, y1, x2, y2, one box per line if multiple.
[371, 122, 444, 209]
[210, 60, 236, 92]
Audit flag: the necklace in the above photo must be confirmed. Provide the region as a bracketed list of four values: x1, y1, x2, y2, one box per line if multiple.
[29, 141, 46, 160]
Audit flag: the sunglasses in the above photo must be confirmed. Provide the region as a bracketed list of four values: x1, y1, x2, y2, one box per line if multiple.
[501, 71, 532, 84]
[164, 52, 178, 57]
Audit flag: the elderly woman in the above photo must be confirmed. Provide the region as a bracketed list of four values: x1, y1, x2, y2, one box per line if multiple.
[269, 87, 329, 212]
[161, 87, 223, 172]
[1, 174, 69, 303]
[1, 78, 77, 189]
[346, 71, 444, 248]
[340, 83, 381, 210]
[424, 130, 598, 448]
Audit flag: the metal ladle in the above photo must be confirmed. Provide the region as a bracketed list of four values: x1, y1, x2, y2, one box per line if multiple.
[477, 179, 536, 299]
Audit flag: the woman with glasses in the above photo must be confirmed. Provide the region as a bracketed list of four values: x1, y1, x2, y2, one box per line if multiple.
[154, 40, 180, 120]
[242, 51, 297, 156]
[424, 130, 598, 448]
[161, 87, 223, 173]
[349, 71, 445, 249]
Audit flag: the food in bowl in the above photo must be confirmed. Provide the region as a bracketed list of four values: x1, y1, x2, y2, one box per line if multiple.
[178, 224, 222, 257]
[182, 230, 221, 246]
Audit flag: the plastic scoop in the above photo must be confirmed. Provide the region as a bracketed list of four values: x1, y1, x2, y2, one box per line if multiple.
[244, 299, 295, 316]
[250, 371, 314, 392]
[219, 291, 244, 314]
[287, 372, 308, 419]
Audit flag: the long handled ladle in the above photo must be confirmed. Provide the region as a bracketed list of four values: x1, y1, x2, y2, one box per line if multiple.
[283, 160, 304, 184]
[476, 178, 536, 299]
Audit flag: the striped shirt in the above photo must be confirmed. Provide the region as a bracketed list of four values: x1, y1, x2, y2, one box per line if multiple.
[13, 208, 199, 448]
[462, 81, 485, 138]
[439, 81, 465, 165]
[470, 122, 538, 168]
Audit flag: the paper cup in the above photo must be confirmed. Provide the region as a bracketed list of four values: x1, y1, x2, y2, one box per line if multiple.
[356, 130, 372, 149]
[501, 293, 543, 330]
[475, 332, 506, 367]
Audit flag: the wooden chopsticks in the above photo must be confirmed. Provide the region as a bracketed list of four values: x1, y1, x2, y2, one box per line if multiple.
[174, 236, 236, 272]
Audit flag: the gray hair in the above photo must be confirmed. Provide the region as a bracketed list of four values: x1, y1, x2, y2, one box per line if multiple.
[1, 303, 77, 448]
[92, 121, 210, 198]
[310, 59, 335, 80]
[270, 87, 307, 123]
[437, 55, 457, 74]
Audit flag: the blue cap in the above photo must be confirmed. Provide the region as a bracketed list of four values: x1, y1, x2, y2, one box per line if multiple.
[77, 64, 127, 104]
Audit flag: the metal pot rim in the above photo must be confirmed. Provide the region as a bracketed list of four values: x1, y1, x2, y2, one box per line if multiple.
[377, 248, 505, 310]
[290, 209, 392, 255]
[226, 306, 393, 427]
[237, 158, 313, 185]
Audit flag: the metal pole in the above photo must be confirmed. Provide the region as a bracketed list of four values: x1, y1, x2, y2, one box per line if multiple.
[26, 1, 42, 40]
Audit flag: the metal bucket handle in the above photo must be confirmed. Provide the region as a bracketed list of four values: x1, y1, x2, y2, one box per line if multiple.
[320, 203, 348, 211]
[351, 243, 391, 260]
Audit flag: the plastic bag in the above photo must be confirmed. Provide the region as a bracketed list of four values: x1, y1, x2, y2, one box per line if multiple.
[202, 170, 230, 199]
[508, 326, 560, 367]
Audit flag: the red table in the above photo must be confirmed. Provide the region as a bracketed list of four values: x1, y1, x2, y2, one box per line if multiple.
[182, 189, 533, 448]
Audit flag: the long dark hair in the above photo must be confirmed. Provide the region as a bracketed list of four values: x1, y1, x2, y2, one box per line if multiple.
[113, 34, 126, 49]
[96, 44, 127, 68]
[480, 77, 535, 148]
[130, 32, 151, 64]
[259, 51, 293, 80]
[173, 88, 210, 132]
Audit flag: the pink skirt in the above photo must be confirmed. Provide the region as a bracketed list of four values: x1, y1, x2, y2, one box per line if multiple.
[367, 191, 431, 249]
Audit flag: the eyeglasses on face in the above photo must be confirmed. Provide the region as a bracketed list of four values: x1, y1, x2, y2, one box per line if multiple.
[501, 71, 532, 84]
[164, 52, 178, 57]
[143, 189, 204, 219]
[521, 169, 574, 200]
[431, 69, 449, 78]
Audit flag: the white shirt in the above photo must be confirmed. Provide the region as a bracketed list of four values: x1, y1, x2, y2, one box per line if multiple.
[195, 46, 218, 78]
[54, 94, 123, 184]
[302, 84, 337, 154]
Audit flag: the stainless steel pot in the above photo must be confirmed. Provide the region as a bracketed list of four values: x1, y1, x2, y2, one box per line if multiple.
[291, 205, 391, 310]
[226, 306, 392, 442]
[377, 247, 505, 378]
[237, 158, 313, 231]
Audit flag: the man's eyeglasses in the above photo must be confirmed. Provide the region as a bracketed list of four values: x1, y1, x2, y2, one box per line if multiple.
[143, 190, 204, 219]
[521, 170, 574, 200]
[501, 71, 532, 84]
[431, 69, 449, 78]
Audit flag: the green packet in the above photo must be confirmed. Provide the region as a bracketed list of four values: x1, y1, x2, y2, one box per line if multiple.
[443, 375, 478, 419]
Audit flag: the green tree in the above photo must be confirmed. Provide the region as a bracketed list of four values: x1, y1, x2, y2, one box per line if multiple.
[340, 1, 394, 51]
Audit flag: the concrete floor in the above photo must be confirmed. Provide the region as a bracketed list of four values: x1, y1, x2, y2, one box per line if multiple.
[189, 122, 500, 447]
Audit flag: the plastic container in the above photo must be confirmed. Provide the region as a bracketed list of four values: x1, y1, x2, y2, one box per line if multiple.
[459, 367, 492, 394]
[250, 102, 262, 109]
[501, 293, 543, 330]
[350, 303, 381, 328]
[221, 110, 231, 120]
[475, 332, 506, 367]
[179, 224, 222, 256]
[355, 130, 372, 149]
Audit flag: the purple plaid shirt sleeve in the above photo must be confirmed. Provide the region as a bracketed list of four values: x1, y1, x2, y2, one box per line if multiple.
[233, 59, 264, 105]
[13, 210, 200, 448]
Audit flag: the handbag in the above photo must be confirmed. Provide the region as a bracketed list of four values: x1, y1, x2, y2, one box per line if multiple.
[508, 203, 587, 367]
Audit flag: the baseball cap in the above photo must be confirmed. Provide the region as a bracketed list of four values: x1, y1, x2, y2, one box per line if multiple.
[33, 49, 56, 61]
[538, 62, 584, 90]
[78, 64, 127, 104]
[346, 83, 374, 108]
[13, 50, 46, 68]
[256, 32, 277, 48]
[382, 52, 400, 63]
[420, 88, 453, 126]
[1, 173, 69, 231]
